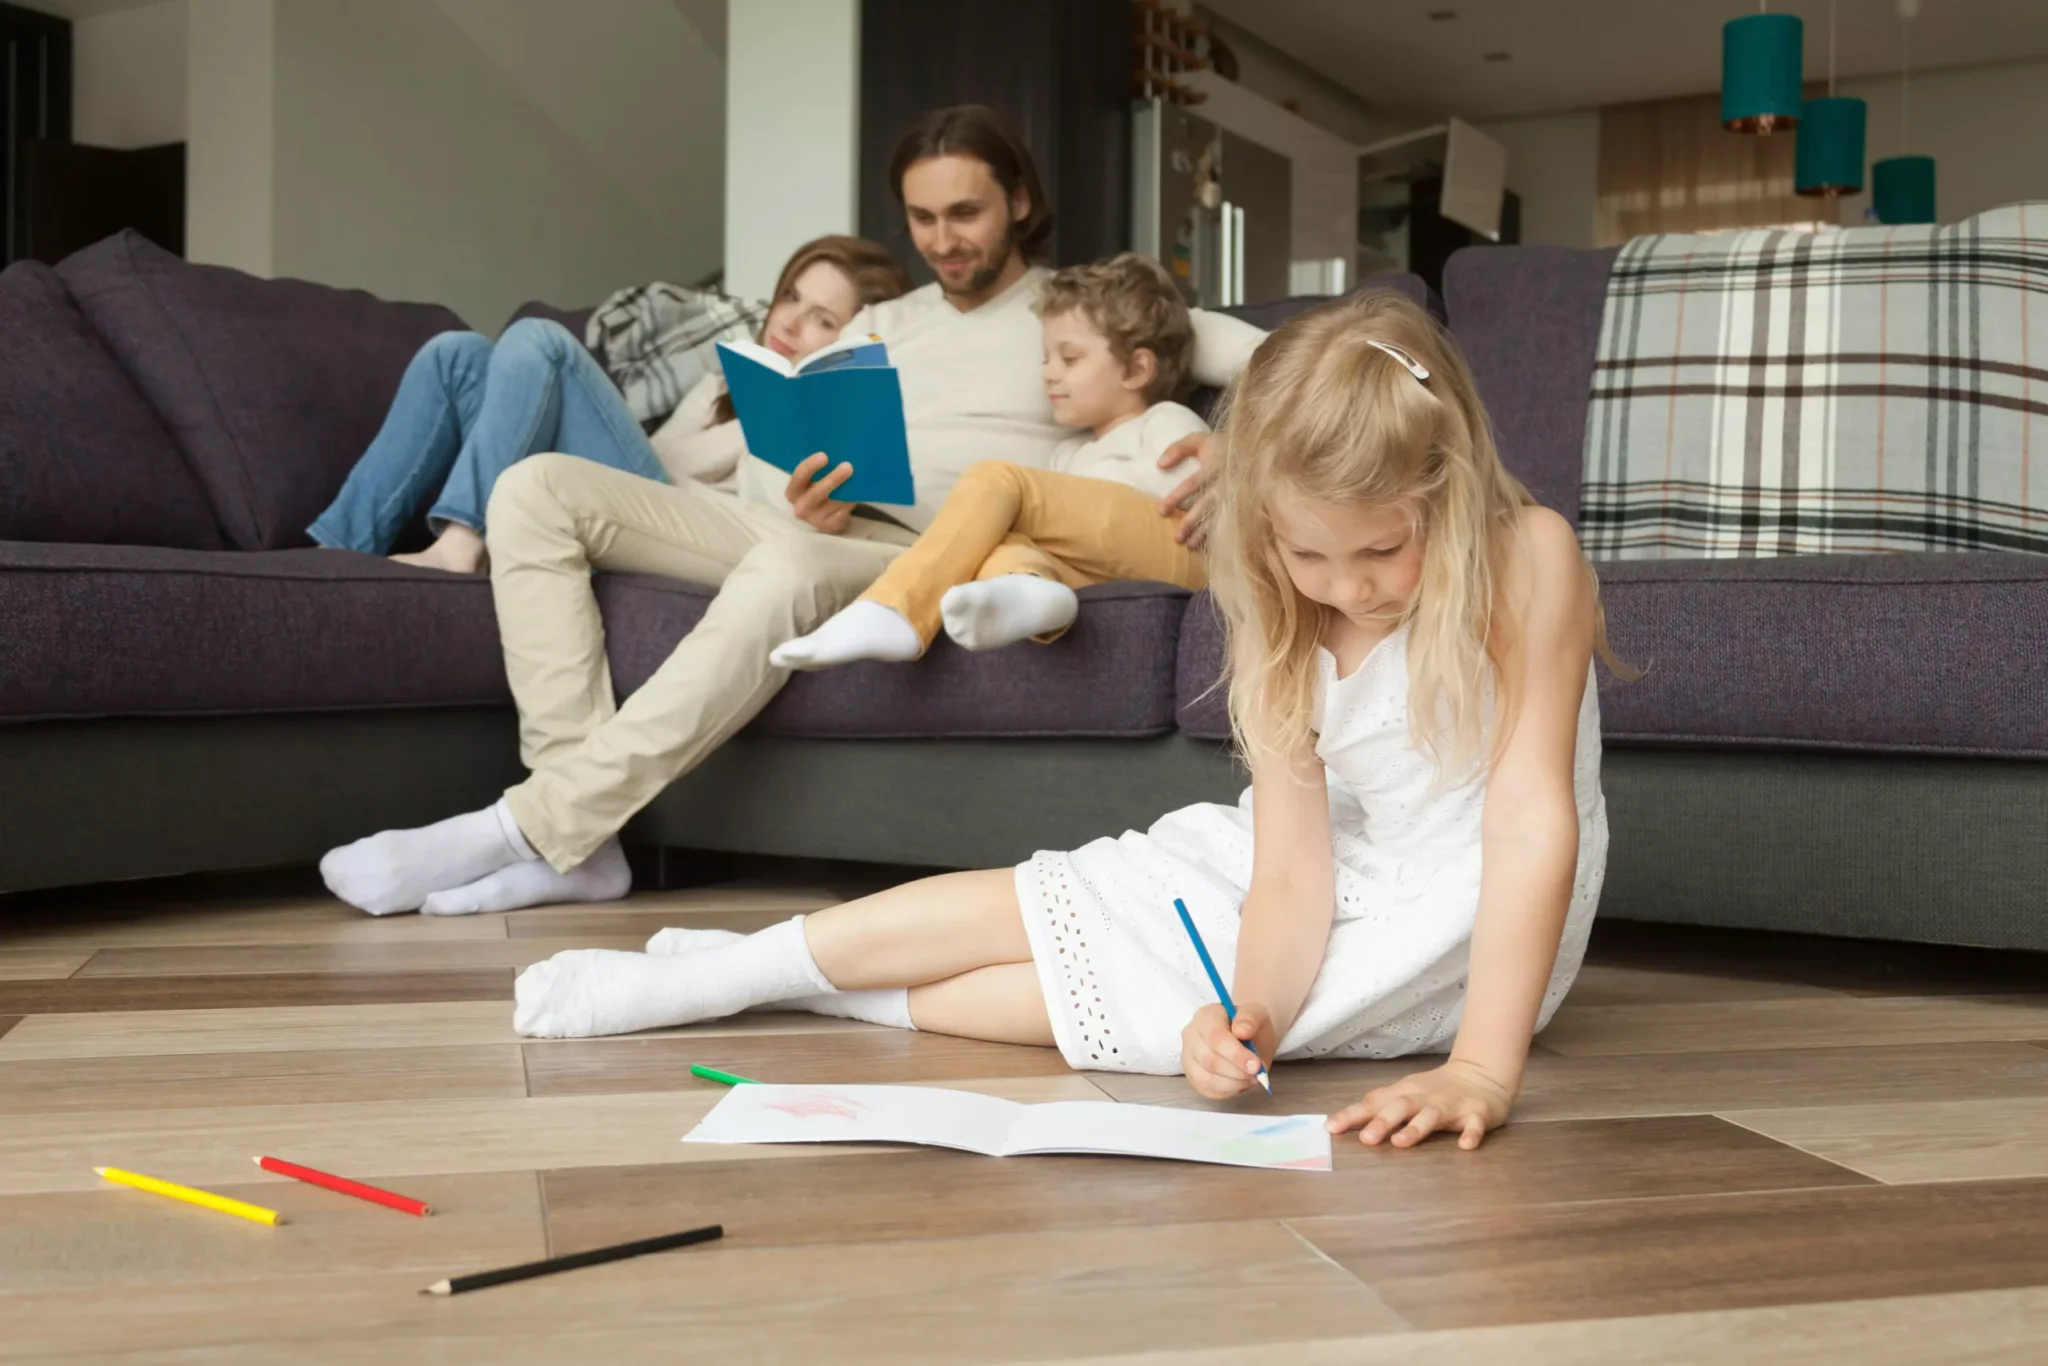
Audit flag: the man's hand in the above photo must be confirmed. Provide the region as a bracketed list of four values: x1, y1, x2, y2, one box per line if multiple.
[785, 453, 855, 534]
[1180, 1002, 1275, 1100]
[1156, 432, 1219, 550]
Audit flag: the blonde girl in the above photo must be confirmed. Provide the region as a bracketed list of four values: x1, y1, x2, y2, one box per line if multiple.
[510, 290, 1616, 1152]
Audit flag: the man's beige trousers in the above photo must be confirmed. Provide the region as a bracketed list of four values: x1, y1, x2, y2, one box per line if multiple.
[487, 453, 910, 870]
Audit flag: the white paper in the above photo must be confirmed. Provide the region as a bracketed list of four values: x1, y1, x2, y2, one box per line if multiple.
[683, 1084, 1332, 1172]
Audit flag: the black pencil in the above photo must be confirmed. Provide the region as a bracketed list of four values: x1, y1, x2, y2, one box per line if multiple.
[421, 1223, 724, 1296]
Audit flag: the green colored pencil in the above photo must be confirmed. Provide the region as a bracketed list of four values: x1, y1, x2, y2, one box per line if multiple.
[690, 1064, 759, 1086]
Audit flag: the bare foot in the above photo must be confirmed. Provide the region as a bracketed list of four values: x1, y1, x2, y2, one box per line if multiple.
[392, 524, 487, 574]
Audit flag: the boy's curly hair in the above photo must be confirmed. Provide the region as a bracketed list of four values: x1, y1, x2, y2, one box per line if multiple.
[1035, 253, 1194, 404]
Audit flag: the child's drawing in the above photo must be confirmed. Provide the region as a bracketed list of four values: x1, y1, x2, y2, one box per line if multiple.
[761, 1088, 869, 1121]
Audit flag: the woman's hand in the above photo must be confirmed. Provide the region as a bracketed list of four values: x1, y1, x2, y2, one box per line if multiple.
[1156, 432, 1218, 549]
[1181, 1002, 1274, 1100]
[786, 453, 856, 534]
[1325, 1058, 1516, 1151]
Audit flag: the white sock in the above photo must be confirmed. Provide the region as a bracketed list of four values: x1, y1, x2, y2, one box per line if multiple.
[320, 799, 531, 916]
[769, 601, 922, 671]
[645, 927, 747, 955]
[940, 576, 1078, 651]
[788, 988, 918, 1031]
[513, 915, 833, 1038]
[421, 837, 631, 916]
[641, 928, 912, 1028]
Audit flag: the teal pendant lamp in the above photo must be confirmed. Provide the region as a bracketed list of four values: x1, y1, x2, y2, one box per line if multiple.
[1874, 155, 1936, 223]
[1797, 2, 1865, 196]
[1722, 6, 1804, 133]
[1873, 0, 1935, 223]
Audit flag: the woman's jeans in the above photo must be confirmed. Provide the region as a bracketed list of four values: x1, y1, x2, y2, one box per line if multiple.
[308, 318, 668, 553]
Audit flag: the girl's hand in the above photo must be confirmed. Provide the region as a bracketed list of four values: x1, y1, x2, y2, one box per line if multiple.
[1181, 1002, 1274, 1100]
[1325, 1058, 1515, 1151]
[786, 453, 855, 534]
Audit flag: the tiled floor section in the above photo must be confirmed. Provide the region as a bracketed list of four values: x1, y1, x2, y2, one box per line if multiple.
[1, 874, 2044, 1362]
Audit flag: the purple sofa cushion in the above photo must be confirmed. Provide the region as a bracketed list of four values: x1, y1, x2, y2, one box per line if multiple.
[599, 576, 1188, 738]
[0, 263, 223, 550]
[1175, 591, 1231, 741]
[1443, 245, 1620, 528]
[1597, 552, 2048, 758]
[0, 544, 505, 723]
[56, 232, 465, 551]
[1181, 552, 2048, 758]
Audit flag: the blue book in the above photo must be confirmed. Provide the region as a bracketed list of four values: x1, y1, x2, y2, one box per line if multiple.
[716, 335, 916, 507]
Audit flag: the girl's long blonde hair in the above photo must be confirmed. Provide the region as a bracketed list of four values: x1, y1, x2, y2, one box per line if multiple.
[1208, 290, 1619, 778]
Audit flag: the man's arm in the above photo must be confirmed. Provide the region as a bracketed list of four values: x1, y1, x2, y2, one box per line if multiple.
[1186, 309, 1266, 388]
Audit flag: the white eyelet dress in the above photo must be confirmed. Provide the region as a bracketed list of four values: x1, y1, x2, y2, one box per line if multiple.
[1014, 624, 1608, 1075]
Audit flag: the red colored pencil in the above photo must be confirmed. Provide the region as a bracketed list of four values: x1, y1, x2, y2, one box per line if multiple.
[255, 1156, 431, 1216]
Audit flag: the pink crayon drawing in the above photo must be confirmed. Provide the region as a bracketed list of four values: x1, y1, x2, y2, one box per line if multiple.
[762, 1089, 869, 1121]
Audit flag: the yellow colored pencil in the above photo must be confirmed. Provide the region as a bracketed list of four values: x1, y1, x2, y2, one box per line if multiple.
[95, 1166, 284, 1226]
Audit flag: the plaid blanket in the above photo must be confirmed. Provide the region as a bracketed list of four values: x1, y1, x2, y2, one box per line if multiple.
[1579, 203, 2048, 558]
[585, 282, 767, 428]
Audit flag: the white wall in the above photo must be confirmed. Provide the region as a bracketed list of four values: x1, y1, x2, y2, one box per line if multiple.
[267, 0, 724, 330]
[1833, 57, 2048, 227]
[185, 0, 275, 276]
[72, 0, 187, 149]
[1481, 110, 1600, 249]
[723, 0, 859, 300]
[178, 0, 725, 330]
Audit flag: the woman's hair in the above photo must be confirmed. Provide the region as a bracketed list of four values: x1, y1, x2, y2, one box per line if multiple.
[1034, 253, 1194, 404]
[887, 104, 1055, 262]
[1207, 289, 1623, 779]
[712, 235, 911, 423]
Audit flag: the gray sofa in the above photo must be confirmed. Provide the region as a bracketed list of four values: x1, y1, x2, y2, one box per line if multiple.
[3, 232, 2041, 951]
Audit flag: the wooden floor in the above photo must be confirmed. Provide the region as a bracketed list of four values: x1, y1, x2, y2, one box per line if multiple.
[3, 871, 2047, 1364]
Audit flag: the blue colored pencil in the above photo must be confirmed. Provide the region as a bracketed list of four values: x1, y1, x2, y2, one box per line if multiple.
[1173, 897, 1272, 1094]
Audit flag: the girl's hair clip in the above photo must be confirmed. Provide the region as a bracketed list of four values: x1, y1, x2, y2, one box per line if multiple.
[1366, 339, 1430, 382]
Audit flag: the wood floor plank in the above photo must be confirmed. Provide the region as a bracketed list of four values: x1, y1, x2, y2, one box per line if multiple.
[502, 907, 793, 939]
[524, 1029, 1074, 1096]
[0, 1045, 528, 1116]
[1090, 1042, 2048, 1123]
[0, 949, 92, 981]
[73, 938, 651, 978]
[0, 1001, 891, 1063]
[0, 1076, 1111, 1195]
[0, 903, 509, 950]
[1727, 1096, 2048, 1183]
[0, 970, 511, 1015]
[0, 1017, 16, 1042]
[1539, 994, 2048, 1056]
[540, 1114, 1866, 1257]
[0, 1222, 1405, 1364]
[1287, 1177, 2048, 1330]
[0, 1171, 543, 1294]
[1021, 1285, 2048, 1366]
[1563, 962, 1846, 1007]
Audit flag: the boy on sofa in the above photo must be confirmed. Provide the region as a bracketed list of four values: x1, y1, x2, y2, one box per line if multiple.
[771, 252, 1210, 669]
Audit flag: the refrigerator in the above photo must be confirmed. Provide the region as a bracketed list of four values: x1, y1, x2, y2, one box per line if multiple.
[1131, 100, 1293, 309]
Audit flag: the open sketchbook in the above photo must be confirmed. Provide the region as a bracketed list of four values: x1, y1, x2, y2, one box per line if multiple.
[683, 1083, 1332, 1172]
[716, 335, 915, 506]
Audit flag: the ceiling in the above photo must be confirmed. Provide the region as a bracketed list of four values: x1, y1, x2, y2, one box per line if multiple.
[1204, 0, 2048, 122]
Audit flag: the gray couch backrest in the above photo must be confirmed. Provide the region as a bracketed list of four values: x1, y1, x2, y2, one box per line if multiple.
[1443, 244, 1621, 528]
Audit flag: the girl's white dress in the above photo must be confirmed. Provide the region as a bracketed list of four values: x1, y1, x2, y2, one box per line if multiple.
[1014, 624, 1608, 1075]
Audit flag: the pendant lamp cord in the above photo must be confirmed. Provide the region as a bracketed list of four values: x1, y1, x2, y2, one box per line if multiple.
[1835, 0, 1851, 97]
